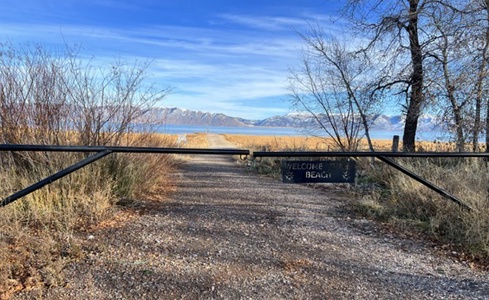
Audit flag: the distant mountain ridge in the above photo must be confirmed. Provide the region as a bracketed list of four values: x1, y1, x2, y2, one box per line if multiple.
[145, 107, 254, 127]
[145, 107, 442, 131]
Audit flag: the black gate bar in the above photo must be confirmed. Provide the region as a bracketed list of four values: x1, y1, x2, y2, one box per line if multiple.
[0, 144, 250, 155]
[253, 151, 489, 211]
[252, 151, 489, 158]
[0, 144, 250, 207]
[2, 144, 486, 209]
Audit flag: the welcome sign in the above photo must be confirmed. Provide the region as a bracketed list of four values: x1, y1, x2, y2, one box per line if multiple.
[281, 160, 356, 184]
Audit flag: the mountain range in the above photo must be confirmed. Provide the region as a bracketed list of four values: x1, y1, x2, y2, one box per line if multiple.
[144, 107, 442, 132]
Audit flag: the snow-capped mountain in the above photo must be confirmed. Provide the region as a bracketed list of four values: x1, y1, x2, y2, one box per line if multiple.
[144, 107, 442, 131]
[144, 107, 255, 127]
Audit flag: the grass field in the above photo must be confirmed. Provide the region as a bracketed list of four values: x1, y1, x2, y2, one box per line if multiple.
[223, 134, 461, 152]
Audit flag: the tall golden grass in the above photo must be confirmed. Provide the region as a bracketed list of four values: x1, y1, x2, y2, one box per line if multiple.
[359, 158, 489, 260]
[224, 135, 392, 151]
[224, 134, 480, 152]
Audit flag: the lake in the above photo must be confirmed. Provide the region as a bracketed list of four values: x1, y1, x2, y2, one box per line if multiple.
[153, 124, 449, 142]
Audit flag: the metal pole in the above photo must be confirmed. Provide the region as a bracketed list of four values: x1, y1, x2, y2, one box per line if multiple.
[0, 144, 250, 156]
[252, 151, 489, 158]
[376, 156, 472, 210]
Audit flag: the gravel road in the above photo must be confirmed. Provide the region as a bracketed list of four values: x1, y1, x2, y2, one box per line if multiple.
[15, 134, 489, 299]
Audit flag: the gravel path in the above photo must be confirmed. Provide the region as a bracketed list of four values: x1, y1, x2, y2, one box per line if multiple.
[15, 134, 489, 299]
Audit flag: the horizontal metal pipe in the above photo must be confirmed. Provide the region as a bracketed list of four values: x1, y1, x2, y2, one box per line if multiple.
[3, 144, 488, 158]
[0, 144, 249, 156]
[0, 144, 107, 152]
[108, 146, 250, 155]
[252, 151, 489, 158]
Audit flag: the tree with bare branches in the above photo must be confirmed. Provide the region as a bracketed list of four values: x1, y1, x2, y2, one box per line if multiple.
[289, 26, 380, 152]
[344, 0, 430, 152]
[0, 42, 171, 148]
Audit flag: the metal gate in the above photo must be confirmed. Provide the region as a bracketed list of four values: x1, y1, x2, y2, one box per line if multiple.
[2, 144, 488, 211]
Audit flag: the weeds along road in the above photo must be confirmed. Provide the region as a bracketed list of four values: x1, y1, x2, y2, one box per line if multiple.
[15, 134, 489, 299]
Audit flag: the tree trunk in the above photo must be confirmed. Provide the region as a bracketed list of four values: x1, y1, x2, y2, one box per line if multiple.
[486, 103, 489, 152]
[454, 111, 464, 152]
[442, 49, 464, 151]
[484, 0, 489, 152]
[403, 0, 423, 152]
[474, 96, 482, 152]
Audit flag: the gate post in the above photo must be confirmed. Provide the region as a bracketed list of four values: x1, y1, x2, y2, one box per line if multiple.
[392, 135, 400, 152]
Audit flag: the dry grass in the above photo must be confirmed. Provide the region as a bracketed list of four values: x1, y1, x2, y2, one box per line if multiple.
[224, 135, 393, 151]
[185, 133, 210, 148]
[0, 132, 178, 298]
[224, 134, 475, 153]
[358, 158, 489, 259]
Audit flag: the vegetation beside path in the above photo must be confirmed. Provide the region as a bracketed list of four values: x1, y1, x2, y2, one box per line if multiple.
[0, 43, 177, 298]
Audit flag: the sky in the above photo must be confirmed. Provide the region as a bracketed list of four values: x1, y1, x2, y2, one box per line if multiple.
[0, 0, 346, 120]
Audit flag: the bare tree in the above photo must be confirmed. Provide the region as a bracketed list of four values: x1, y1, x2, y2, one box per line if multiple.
[343, 0, 489, 152]
[289, 26, 379, 152]
[447, 0, 489, 151]
[424, 4, 472, 151]
[345, 0, 432, 152]
[422, 0, 489, 151]
[472, 0, 489, 152]
[0, 42, 171, 168]
[64, 56, 171, 146]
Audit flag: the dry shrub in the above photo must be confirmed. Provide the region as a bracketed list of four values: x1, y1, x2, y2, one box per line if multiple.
[0, 42, 176, 297]
[358, 158, 489, 259]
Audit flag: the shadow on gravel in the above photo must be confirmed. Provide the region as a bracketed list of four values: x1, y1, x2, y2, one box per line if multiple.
[16, 154, 489, 299]
[82, 204, 489, 300]
[89, 156, 489, 299]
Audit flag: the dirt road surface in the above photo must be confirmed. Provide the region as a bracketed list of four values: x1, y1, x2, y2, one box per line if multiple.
[15, 134, 489, 299]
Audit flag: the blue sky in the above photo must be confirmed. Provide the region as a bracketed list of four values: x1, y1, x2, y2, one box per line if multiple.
[0, 0, 346, 120]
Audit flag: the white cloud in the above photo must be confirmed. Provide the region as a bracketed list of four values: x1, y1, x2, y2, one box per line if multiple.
[217, 14, 307, 31]
[0, 10, 347, 119]
[148, 58, 292, 119]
